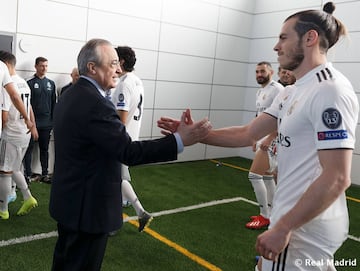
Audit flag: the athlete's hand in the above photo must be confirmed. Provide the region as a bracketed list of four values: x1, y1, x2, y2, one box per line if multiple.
[176, 109, 211, 146]
[30, 125, 39, 141]
[158, 109, 195, 136]
[25, 118, 34, 134]
[255, 221, 291, 262]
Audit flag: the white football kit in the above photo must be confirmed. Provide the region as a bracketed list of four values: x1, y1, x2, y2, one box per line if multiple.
[112, 72, 144, 180]
[0, 74, 32, 171]
[0, 61, 13, 138]
[262, 63, 359, 271]
[256, 80, 283, 117]
[256, 80, 283, 172]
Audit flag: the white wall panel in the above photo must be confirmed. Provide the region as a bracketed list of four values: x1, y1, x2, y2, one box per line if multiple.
[15, 34, 82, 74]
[218, 8, 252, 37]
[213, 60, 248, 86]
[152, 109, 210, 137]
[87, 10, 160, 51]
[18, 0, 87, 41]
[205, 145, 241, 159]
[221, 0, 255, 12]
[334, 63, 360, 92]
[248, 38, 278, 63]
[178, 144, 207, 162]
[162, 0, 219, 31]
[1, 0, 17, 32]
[350, 155, 360, 185]
[329, 33, 360, 62]
[140, 109, 153, 138]
[251, 11, 292, 39]
[160, 24, 217, 58]
[143, 80, 156, 108]
[216, 34, 250, 62]
[211, 86, 246, 110]
[155, 82, 211, 109]
[157, 53, 214, 84]
[254, 0, 321, 13]
[330, 1, 360, 32]
[130, 50, 158, 80]
[52, 0, 88, 7]
[89, 0, 162, 21]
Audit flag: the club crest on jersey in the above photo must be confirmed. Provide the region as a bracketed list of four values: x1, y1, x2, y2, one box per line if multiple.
[322, 108, 342, 129]
[317, 130, 348, 141]
[116, 93, 125, 107]
[287, 100, 298, 115]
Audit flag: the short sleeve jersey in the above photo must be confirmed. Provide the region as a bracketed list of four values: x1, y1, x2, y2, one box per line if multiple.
[0, 61, 13, 137]
[2, 74, 31, 147]
[265, 62, 359, 224]
[255, 80, 284, 117]
[111, 73, 144, 140]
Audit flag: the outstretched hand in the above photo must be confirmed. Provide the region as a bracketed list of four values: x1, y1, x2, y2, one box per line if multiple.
[157, 109, 211, 146]
[157, 108, 193, 135]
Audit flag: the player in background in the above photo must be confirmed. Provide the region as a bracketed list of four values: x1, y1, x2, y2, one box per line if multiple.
[277, 67, 296, 87]
[111, 46, 152, 232]
[245, 62, 283, 230]
[0, 51, 38, 220]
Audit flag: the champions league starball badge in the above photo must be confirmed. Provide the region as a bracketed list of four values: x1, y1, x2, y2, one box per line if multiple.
[322, 108, 342, 129]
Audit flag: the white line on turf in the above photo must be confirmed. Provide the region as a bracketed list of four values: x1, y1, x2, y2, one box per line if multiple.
[1, 197, 359, 247]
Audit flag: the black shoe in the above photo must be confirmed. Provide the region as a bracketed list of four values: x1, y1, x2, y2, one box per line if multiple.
[40, 175, 52, 184]
[138, 211, 153, 232]
[30, 174, 41, 182]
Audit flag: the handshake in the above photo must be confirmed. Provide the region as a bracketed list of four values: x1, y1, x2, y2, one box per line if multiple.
[157, 109, 212, 147]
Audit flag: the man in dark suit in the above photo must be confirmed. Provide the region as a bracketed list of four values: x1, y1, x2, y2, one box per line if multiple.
[49, 38, 211, 271]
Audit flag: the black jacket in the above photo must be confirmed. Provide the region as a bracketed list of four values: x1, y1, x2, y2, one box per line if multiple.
[50, 78, 177, 233]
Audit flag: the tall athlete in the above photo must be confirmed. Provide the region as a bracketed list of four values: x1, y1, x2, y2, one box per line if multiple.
[0, 51, 38, 220]
[111, 46, 152, 232]
[157, 3, 358, 270]
[246, 62, 283, 230]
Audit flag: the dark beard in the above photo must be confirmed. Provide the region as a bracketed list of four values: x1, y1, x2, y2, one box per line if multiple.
[256, 75, 270, 85]
[282, 44, 304, 71]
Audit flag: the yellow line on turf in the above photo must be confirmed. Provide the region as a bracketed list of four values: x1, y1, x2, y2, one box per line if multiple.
[123, 214, 222, 271]
[210, 159, 360, 203]
[210, 159, 249, 172]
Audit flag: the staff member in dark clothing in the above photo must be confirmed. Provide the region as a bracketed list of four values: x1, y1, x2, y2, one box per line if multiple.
[24, 56, 56, 184]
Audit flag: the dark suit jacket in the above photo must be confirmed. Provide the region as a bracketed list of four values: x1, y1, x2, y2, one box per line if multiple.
[50, 78, 177, 233]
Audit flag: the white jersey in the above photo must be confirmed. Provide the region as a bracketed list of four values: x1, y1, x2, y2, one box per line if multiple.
[256, 80, 283, 117]
[111, 72, 144, 140]
[2, 74, 31, 147]
[266, 62, 358, 226]
[0, 61, 14, 137]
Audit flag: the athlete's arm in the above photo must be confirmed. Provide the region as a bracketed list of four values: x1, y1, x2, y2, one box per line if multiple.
[256, 148, 352, 261]
[117, 110, 128, 126]
[4, 82, 34, 130]
[29, 106, 39, 141]
[2, 110, 8, 129]
[202, 113, 277, 148]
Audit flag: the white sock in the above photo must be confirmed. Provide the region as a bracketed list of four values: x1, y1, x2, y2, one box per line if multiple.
[0, 173, 12, 212]
[12, 171, 32, 201]
[248, 172, 269, 218]
[122, 180, 144, 216]
[263, 175, 276, 212]
[10, 179, 16, 195]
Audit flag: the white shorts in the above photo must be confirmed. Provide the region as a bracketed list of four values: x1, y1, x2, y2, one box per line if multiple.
[261, 216, 348, 271]
[0, 139, 27, 172]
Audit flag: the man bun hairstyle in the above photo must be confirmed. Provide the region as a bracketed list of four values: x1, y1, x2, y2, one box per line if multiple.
[285, 2, 346, 52]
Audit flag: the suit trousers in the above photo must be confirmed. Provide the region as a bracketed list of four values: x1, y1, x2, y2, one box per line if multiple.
[51, 223, 109, 271]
